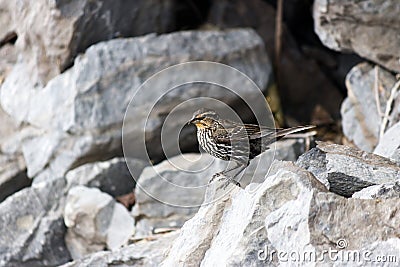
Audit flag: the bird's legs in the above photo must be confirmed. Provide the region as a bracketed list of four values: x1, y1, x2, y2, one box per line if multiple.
[210, 162, 248, 188]
[211, 163, 241, 179]
[222, 164, 247, 188]
[210, 163, 240, 184]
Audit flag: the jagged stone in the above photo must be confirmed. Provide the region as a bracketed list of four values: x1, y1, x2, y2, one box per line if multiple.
[314, 0, 400, 72]
[296, 142, 400, 197]
[341, 63, 398, 152]
[0, 177, 70, 267]
[60, 231, 179, 267]
[64, 157, 148, 197]
[64, 186, 135, 260]
[1, 29, 271, 180]
[162, 161, 400, 266]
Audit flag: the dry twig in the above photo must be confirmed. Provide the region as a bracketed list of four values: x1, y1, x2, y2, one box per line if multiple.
[373, 66, 383, 117]
[380, 79, 400, 138]
[274, 0, 284, 86]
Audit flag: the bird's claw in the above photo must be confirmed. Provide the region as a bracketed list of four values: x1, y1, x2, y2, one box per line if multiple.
[221, 179, 241, 190]
[209, 172, 241, 190]
[209, 172, 223, 184]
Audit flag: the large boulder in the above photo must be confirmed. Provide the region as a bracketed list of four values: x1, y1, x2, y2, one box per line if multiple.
[296, 142, 400, 197]
[314, 0, 400, 73]
[0, 177, 71, 267]
[132, 153, 227, 237]
[1, 29, 271, 180]
[341, 62, 399, 152]
[61, 231, 179, 267]
[64, 186, 135, 260]
[162, 161, 400, 266]
[64, 157, 148, 196]
[0, 155, 146, 266]
[0, 0, 179, 84]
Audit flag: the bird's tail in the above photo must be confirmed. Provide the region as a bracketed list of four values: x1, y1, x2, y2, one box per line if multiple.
[274, 125, 316, 140]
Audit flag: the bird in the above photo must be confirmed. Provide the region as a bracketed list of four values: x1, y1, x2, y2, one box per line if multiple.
[189, 108, 315, 188]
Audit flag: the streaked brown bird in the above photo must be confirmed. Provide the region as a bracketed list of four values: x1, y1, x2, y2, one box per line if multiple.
[189, 109, 314, 187]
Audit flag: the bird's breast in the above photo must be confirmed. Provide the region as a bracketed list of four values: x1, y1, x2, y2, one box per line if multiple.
[197, 129, 230, 161]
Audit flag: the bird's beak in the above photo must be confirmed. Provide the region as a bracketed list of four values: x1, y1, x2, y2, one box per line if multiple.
[188, 118, 197, 125]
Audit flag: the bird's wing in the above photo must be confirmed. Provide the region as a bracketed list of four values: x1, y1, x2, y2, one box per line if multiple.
[216, 120, 314, 142]
[214, 121, 263, 143]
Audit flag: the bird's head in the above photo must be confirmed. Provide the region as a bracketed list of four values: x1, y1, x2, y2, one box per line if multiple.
[189, 109, 220, 129]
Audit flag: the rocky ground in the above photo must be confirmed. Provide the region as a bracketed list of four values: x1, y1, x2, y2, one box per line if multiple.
[0, 0, 399, 266]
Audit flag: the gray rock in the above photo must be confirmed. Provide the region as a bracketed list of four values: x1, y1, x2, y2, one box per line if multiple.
[65, 157, 148, 197]
[0, 0, 178, 84]
[64, 186, 134, 260]
[1, 29, 271, 180]
[61, 231, 179, 267]
[211, 162, 326, 266]
[352, 181, 400, 199]
[132, 153, 228, 237]
[314, 0, 400, 73]
[310, 193, 400, 266]
[0, 177, 71, 267]
[296, 142, 400, 197]
[374, 121, 400, 164]
[162, 161, 400, 266]
[341, 62, 398, 152]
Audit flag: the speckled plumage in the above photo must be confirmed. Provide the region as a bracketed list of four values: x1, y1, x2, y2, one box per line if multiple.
[190, 109, 314, 187]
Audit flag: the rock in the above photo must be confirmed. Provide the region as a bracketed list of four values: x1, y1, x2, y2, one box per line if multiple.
[374, 121, 400, 164]
[206, 0, 344, 122]
[64, 157, 148, 197]
[341, 62, 399, 152]
[61, 231, 179, 267]
[352, 181, 400, 199]
[0, 152, 29, 202]
[132, 153, 228, 237]
[308, 195, 400, 265]
[0, 0, 178, 84]
[296, 142, 400, 197]
[162, 161, 400, 266]
[64, 186, 135, 260]
[1, 29, 271, 180]
[0, 177, 71, 267]
[162, 161, 327, 266]
[314, 0, 400, 73]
